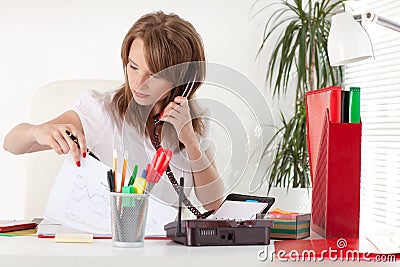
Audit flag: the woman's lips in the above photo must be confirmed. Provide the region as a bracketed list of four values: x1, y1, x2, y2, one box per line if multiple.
[134, 90, 150, 98]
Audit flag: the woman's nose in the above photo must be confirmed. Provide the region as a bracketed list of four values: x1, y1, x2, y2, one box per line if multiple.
[136, 73, 149, 88]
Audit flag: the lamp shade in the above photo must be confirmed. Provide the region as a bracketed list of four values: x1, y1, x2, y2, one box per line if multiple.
[328, 12, 373, 66]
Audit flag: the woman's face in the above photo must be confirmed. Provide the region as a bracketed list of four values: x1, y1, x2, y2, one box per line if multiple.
[126, 38, 173, 107]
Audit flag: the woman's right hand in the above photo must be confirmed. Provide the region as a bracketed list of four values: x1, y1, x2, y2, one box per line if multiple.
[3, 110, 86, 166]
[32, 123, 87, 167]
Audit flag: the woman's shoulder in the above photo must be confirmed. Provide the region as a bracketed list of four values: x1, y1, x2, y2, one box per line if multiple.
[72, 89, 117, 122]
[75, 89, 114, 105]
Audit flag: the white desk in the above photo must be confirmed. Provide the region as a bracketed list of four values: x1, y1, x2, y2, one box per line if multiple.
[0, 236, 392, 267]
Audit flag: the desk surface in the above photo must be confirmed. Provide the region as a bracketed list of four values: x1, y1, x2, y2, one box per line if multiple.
[0, 236, 392, 267]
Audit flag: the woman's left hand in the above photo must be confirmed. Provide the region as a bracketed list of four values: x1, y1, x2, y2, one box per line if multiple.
[159, 96, 198, 146]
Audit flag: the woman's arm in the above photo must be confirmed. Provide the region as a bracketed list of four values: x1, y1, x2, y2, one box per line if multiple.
[185, 141, 224, 212]
[160, 96, 224, 211]
[3, 110, 86, 165]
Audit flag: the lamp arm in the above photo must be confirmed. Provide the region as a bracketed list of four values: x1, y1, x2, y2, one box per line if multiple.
[362, 11, 400, 33]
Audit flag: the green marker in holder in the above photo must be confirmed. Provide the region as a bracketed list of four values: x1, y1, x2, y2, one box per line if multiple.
[349, 87, 360, 123]
[128, 165, 138, 186]
[122, 186, 135, 207]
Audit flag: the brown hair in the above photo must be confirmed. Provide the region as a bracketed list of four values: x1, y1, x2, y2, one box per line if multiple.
[110, 11, 206, 146]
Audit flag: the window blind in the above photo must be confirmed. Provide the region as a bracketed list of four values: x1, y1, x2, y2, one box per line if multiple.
[345, 0, 400, 235]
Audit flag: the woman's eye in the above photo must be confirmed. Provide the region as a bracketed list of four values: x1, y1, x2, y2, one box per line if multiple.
[130, 64, 138, 70]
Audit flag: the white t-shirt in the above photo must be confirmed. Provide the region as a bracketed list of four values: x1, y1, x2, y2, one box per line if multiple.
[72, 89, 212, 208]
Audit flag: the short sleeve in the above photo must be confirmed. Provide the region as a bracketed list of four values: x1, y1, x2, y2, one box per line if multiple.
[72, 90, 110, 149]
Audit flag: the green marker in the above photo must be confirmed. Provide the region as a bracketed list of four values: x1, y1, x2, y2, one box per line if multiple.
[349, 87, 360, 123]
[128, 165, 138, 186]
[122, 186, 135, 207]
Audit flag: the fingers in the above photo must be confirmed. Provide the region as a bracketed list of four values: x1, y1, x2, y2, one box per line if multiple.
[46, 125, 85, 166]
[160, 97, 189, 121]
[73, 129, 87, 159]
[158, 96, 196, 146]
[34, 123, 86, 167]
[64, 124, 87, 166]
[61, 131, 80, 166]
[173, 96, 187, 104]
[54, 131, 70, 154]
[45, 136, 65, 155]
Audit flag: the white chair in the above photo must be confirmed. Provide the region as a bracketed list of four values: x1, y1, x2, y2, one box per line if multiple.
[25, 79, 122, 220]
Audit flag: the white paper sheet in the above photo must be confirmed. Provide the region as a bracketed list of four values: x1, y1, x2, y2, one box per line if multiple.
[44, 156, 112, 234]
[146, 198, 177, 237]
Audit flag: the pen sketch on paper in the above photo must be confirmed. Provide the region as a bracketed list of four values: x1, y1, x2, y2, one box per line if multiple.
[64, 173, 111, 233]
[45, 156, 111, 235]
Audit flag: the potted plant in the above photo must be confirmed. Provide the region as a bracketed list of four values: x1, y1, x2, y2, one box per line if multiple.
[253, 0, 346, 194]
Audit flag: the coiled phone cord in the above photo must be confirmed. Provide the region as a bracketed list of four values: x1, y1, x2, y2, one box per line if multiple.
[151, 123, 213, 219]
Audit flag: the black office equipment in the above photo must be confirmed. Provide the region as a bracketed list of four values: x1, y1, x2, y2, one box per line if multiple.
[164, 193, 275, 246]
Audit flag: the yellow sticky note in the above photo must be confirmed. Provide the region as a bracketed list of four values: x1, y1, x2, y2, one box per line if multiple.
[54, 233, 93, 243]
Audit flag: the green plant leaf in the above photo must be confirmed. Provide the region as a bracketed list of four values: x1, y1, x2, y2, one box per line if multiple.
[253, 0, 347, 192]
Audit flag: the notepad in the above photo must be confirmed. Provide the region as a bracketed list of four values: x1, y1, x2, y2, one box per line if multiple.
[0, 220, 37, 233]
[209, 200, 270, 220]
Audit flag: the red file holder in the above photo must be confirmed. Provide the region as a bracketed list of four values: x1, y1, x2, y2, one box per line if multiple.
[310, 109, 361, 238]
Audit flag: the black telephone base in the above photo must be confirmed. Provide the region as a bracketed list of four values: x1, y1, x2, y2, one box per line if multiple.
[164, 219, 274, 246]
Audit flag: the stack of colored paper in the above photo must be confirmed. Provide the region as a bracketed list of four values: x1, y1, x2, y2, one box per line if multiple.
[266, 208, 311, 239]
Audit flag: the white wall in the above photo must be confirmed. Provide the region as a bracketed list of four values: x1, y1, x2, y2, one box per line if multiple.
[0, 0, 291, 219]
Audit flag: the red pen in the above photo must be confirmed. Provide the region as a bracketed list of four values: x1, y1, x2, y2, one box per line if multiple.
[154, 152, 166, 173]
[158, 149, 172, 175]
[145, 148, 172, 192]
[151, 148, 162, 166]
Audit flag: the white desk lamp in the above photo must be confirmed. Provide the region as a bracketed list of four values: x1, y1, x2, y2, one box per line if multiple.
[328, 11, 400, 66]
[327, 12, 400, 247]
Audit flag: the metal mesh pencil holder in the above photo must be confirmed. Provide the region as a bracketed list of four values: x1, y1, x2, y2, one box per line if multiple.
[110, 192, 149, 248]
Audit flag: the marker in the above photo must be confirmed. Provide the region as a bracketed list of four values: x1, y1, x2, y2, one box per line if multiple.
[133, 176, 146, 194]
[120, 151, 128, 192]
[107, 169, 114, 192]
[122, 186, 135, 207]
[128, 165, 138, 186]
[349, 87, 361, 123]
[341, 89, 350, 123]
[113, 149, 117, 192]
[145, 149, 172, 193]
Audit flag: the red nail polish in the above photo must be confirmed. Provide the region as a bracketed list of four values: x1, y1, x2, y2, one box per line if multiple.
[83, 152, 86, 158]
[158, 110, 164, 120]
[76, 161, 81, 167]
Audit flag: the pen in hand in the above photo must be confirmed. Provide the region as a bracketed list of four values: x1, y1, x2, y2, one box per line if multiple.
[65, 130, 100, 161]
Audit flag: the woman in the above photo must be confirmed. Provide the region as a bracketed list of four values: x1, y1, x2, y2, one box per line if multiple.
[3, 11, 224, 214]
